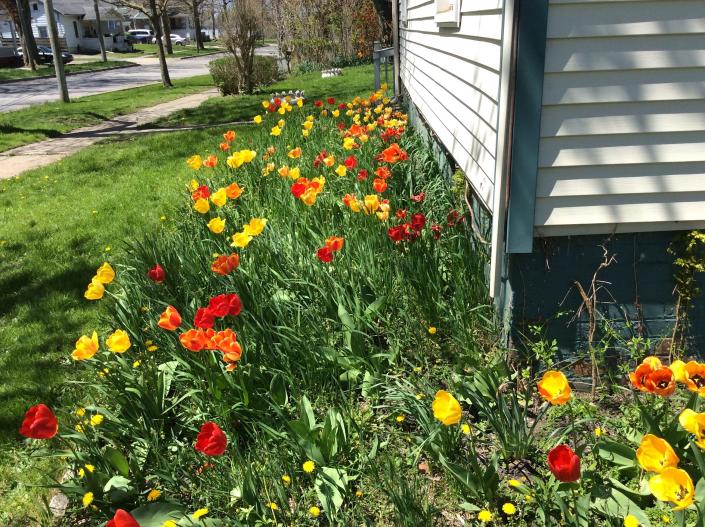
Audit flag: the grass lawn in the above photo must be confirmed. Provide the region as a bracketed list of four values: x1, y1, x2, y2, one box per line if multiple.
[0, 64, 373, 525]
[0, 74, 213, 153]
[152, 64, 375, 128]
[0, 60, 137, 82]
[110, 43, 222, 59]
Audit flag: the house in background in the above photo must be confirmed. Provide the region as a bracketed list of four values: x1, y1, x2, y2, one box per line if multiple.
[0, 0, 130, 52]
[396, 0, 705, 357]
[122, 8, 216, 40]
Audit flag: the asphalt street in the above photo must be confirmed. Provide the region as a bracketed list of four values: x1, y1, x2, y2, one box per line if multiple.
[0, 44, 278, 112]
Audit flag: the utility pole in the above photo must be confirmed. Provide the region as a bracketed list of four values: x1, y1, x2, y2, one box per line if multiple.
[43, 0, 69, 102]
[93, 0, 107, 62]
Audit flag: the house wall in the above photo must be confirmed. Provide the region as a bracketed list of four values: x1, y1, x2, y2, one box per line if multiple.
[535, 0, 705, 237]
[31, 2, 82, 51]
[399, 0, 505, 211]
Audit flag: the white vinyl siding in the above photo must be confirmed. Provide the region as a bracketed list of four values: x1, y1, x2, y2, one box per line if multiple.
[400, 0, 503, 211]
[535, 0, 705, 236]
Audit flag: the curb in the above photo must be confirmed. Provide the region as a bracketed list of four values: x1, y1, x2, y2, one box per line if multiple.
[178, 50, 224, 60]
[0, 62, 140, 85]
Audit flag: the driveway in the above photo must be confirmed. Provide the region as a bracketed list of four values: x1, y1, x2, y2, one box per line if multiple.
[0, 43, 279, 113]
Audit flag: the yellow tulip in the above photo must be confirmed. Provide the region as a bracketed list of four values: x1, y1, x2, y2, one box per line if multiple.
[537, 371, 572, 405]
[242, 149, 257, 163]
[186, 155, 202, 170]
[278, 106, 286, 115]
[335, 165, 347, 177]
[363, 194, 380, 214]
[302, 129, 310, 137]
[636, 434, 679, 473]
[106, 329, 131, 353]
[95, 262, 115, 284]
[289, 167, 301, 180]
[671, 360, 688, 383]
[194, 198, 210, 214]
[301, 187, 319, 207]
[72, 331, 99, 361]
[343, 137, 356, 150]
[278, 119, 285, 128]
[432, 390, 462, 425]
[303, 120, 313, 130]
[207, 217, 226, 234]
[262, 100, 270, 109]
[253, 115, 262, 124]
[231, 231, 252, 248]
[227, 151, 244, 168]
[297, 98, 303, 108]
[649, 467, 694, 510]
[84, 277, 105, 300]
[271, 126, 281, 136]
[679, 409, 705, 449]
[211, 188, 228, 207]
[243, 218, 267, 236]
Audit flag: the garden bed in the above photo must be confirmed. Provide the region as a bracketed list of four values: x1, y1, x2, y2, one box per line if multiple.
[12, 78, 705, 527]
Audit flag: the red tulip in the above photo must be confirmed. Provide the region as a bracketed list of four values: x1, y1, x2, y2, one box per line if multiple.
[147, 264, 165, 284]
[19, 404, 58, 439]
[317, 246, 334, 263]
[195, 421, 227, 456]
[357, 169, 368, 181]
[344, 155, 358, 170]
[106, 509, 140, 527]
[327, 97, 335, 105]
[194, 307, 216, 329]
[208, 293, 242, 317]
[411, 192, 425, 203]
[547, 444, 581, 482]
[388, 226, 405, 243]
[411, 213, 426, 231]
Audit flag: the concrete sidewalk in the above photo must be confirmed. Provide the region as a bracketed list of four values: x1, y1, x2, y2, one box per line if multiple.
[0, 88, 219, 180]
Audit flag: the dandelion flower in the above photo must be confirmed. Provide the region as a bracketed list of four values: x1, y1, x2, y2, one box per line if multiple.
[267, 502, 278, 510]
[502, 502, 516, 515]
[147, 489, 161, 501]
[396, 415, 405, 423]
[281, 474, 291, 485]
[309, 506, 321, 517]
[90, 414, 104, 426]
[162, 521, 177, 527]
[508, 479, 521, 487]
[478, 510, 492, 522]
[82, 492, 93, 507]
[192, 508, 208, 520]
[427, 326, 437, 335]
[303, 460, 316, 473]
[624, 515, 640, 527]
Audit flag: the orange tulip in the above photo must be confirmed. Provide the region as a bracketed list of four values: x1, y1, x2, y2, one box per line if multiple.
[684, 361, 705, 395]
[179, 329, 209, 352]
[629, 357, 663, 392]
[644, 367, 676, 396]
[325, 236, 345, 252]
[225, 182, 244, 199]
[211, 253, 240, 276]
[158, 306, 182, 331]
[537, 371, 571, 405]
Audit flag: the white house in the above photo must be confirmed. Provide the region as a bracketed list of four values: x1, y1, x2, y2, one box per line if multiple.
[395, 0, 705, 354]
[0, 0, 130, 52]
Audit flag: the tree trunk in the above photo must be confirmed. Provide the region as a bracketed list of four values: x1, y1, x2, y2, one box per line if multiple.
[148, 0, 172, 87]
[92, 0, 107, 62]
[16, 0, 40, 70]
[192, 0, 203, 50]
[161, 10, 173, 54]
[42, 0, 69, 102]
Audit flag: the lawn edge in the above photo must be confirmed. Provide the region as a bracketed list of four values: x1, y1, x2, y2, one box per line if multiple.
[0, 62, 140, 85]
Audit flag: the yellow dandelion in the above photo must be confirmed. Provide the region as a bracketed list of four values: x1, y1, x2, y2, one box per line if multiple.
[309, 506, 321, 517]
[462, 423, 472, 435]
[147, 488, 161, 501]
[267, 501, 278, 510]
[428, 326, 437, 335]
[624, 515, 640, 527]
[478, 510, 493, 522]
[303, 460, 316, 473]
[90, 414, 104, 427]
[192, 508, 208, 519]
[281, 474, 291, 485]
[82, 492, 94, 507]
[502, 502, 516, 515]
[396, 415, 405, 423]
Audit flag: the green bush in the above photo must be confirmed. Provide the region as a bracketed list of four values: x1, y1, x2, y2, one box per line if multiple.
[209, 55, 279, 96]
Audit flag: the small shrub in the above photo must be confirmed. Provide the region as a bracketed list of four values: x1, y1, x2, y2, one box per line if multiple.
[209, 55, 279, 96]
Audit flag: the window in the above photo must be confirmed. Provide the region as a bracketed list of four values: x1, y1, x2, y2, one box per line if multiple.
[38, 26, 48, 37]
[32, 3, 38, 10]
[434, 0, 461, 28]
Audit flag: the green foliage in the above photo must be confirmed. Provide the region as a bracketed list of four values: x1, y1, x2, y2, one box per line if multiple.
[209, 56, 279, 96]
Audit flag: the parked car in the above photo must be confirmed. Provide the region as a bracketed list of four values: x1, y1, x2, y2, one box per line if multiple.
[0, 46, 23, 68]
[126, 29, 154, 43]
[17, 45, 74, 64]
[152, 33, 188, 46]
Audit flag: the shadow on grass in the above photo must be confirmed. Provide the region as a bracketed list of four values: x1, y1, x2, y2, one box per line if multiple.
[0, 261, 95, 442]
